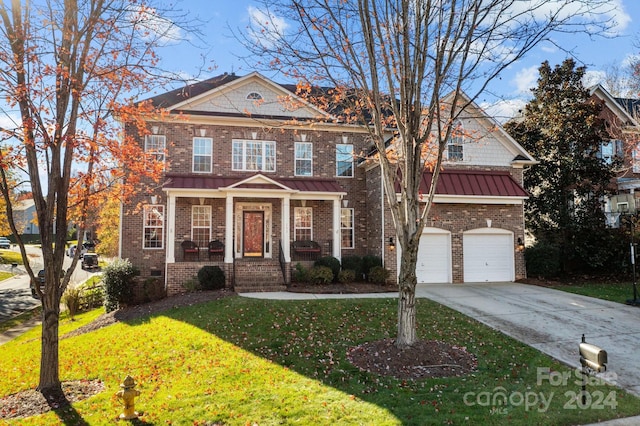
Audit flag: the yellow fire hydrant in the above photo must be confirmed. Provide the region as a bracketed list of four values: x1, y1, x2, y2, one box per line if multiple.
[116, 375, 141, 420]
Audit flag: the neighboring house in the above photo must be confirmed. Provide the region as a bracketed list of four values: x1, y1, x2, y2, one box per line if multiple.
[12, 198, 39, 236]
[589, 85, 640, 223]
[120, 72, 536, 295]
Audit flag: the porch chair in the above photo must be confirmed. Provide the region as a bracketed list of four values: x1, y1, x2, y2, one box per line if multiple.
[181, 240, 199, 260]
[208, 240, 224, 260]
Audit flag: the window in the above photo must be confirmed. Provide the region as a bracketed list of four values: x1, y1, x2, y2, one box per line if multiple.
[193, 137, 213, 173]
[294, 207, 313, 241]
[634, 142, 640, 173]
[336, 144, 354, 177]
[341, 208, 354, 249]
[295, 142, 313, 176]
[447, 121, 464, 161]
[232, 140, 276, 172]
[191, 205, 211, 248]
[145, 135, 166, 164]
[143, 205, 164, 249]
[246, 92, 263, 100]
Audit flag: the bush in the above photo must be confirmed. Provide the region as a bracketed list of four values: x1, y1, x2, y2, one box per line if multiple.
[293, 263, 310, 283]
[341, 255, 363, 280]
[197, 266, 226, 290]
[309, 265, 334, 284]
[338, 269, 356, 284]
[62, 287, 82, 320]
[103, 259, 138, 312]
[368, 265, 390, 284]
[525, 241, 561, 278]
[79, 279, 105, 310]
[314, 256, 340, 281]
[182, 277, 202, 292]
[362, 255, 382, 279]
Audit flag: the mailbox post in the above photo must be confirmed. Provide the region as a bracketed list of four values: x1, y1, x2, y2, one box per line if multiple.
[579, 334, 607, 405]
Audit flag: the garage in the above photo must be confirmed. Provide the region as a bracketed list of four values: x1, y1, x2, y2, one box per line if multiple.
[415, 228, 452, 283]
[463, 228, 514, 282]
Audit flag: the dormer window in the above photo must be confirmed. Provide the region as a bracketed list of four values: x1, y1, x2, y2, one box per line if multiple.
[246, 92, 263, 101]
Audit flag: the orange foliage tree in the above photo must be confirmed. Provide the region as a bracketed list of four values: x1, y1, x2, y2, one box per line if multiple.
[0, 0, 192, 399]
[243, 0, 615, 348]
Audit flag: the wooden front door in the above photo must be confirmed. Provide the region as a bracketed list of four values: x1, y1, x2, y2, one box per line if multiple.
[243, 211, 264, 257]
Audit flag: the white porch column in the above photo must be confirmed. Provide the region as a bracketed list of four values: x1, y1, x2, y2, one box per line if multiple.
[166, 193, 176, 263]
[224, 194, 234, 263]
[281, 196, 291, 262]
[332, 198, 341, 260]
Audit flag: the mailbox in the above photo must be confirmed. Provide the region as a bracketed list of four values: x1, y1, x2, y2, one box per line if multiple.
[579, 342, 607, 372]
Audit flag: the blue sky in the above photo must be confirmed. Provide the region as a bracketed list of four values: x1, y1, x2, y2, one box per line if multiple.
[145, 1, 640, 121]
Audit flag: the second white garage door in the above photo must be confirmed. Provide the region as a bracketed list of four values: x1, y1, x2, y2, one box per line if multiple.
[415, 228, 452, 283]
[463, 229, 514, 282]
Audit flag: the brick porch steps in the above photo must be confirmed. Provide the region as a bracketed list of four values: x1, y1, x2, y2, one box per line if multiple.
[233, 258, 286, 292]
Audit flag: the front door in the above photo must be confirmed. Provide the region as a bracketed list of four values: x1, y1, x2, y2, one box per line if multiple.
[243, 211, 264, 257]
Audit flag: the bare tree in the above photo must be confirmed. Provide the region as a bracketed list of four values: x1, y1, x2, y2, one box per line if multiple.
[0, 0, 198, 400]
[241, 0, 615, 348]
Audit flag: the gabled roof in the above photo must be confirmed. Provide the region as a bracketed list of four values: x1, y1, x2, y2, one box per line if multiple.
[590, 84, 639, 127]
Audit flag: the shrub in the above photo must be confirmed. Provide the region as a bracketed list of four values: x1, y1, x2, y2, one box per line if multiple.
[182, 277, 202, 292]
[62, 287, 82, 320]
[309, 265, 334, 284]
[197, 266, 226, 290]
[338, 269, 356, 284]
[362, 255, 383, 279]
[368, 265, 390, 284]
[103, 259, 138, 312]
[79, 279, 105, 310]
[314, 256, 341, 281]
[341, 255, 363, 280]
[525, 241, 561, 278]
[293, 262, 310, 283]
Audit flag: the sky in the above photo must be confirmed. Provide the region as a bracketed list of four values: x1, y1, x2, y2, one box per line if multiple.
[153, 0, 640, 123]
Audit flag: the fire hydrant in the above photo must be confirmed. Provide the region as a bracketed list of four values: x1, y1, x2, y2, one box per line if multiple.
[116, 375, 141, 420]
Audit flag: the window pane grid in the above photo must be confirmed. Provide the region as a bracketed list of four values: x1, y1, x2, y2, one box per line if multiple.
[295, 142, 312, 176]
[232, 140, 276, 172]
[294, 207, 312, 241]
[341, 208, 354, 249]
[193, 137, 212, 173]
[192, 206, 211, 247]
[336, 144, 354, 177]
[145, 135, 166, 163]
[143, 205, 164, 249]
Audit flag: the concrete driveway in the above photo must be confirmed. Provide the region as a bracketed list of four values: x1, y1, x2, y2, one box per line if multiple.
[416, 282, 640, 397]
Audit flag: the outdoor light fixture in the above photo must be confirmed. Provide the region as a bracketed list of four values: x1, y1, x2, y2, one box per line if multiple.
[517, 238, 525, 252]
[150, 195, 158, 204]
[389, 237, 395, 250]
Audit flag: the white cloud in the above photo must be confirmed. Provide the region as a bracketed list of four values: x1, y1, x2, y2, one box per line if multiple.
[513, 65, 539, 94]
[583, 70, 606, 88]
[482, 98, 528, 123]
[247, 6, 289, 48]
[129, 5, 184, 46]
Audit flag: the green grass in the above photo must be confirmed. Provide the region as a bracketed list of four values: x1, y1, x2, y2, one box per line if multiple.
[551, 281, 637, 304]
[0, 306, 41, 334]
[0, 250, 22, 265]
[1, 297, 639, 425]
[0, 271, 14, 281]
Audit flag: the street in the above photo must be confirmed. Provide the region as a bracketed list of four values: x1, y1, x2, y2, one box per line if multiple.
[0, 245, 101, 322]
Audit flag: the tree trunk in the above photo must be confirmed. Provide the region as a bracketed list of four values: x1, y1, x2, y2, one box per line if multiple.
[38, 287, 63, 400]
[396, 252, 418, 348]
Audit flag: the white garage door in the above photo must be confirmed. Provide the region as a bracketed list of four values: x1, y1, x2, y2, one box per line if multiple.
[415, 229, 451, 283]
[463, 230, 514, 282]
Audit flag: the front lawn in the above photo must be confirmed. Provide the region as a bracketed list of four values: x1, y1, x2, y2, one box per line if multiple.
[550, 281, 637, 304]
[2, 296, 639, 424]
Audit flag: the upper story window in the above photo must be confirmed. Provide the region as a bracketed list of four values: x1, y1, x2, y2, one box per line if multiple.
[232, 139, 276, 172]
[598, 139, 623, 165]
[143, 205, 164, 249]
[336, 144, 354, 177]
[447, 121, 464, 162]
[193, 137, 213, 173]
[634, 142, 640, 173]
[295, 142, 313, 176]
[145, 134, 166, 164]
[246, 92, 263, 101]
[294, 207, 313, 241]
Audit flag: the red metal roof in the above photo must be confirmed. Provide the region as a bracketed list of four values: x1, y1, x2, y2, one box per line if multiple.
[416, 170, 528, 197]
[162, 174, 346, 194]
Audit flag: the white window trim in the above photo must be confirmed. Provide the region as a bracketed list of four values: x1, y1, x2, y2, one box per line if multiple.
[246, 91, 263, 100]
[145, 134, 166, 164]
[447, 121, 465, 162]
[192, 137, 213, 173]
[336, 144, 354, 178]
[341, 207, 354, 249]
[143, 205, 164, 249]
[634, 143, 640, 173]
[294, 142, 313, 176]
[191, 205, 212, 247]
[294, 207, 313, 241]
[232, 139, 276, 172]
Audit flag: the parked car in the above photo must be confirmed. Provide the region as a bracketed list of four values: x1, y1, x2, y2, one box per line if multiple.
[0, 237, 11, 249]
[66, 241, 96, 258]
[81, 252, 99, 271]
[66, 244, 77, 257]
[30, 269, 65, 298]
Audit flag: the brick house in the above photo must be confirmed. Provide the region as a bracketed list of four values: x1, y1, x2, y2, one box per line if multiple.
[119, 72, 535, 295]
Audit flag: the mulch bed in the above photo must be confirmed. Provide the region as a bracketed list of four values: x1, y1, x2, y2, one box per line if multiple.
[1, 285, 477, 420]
